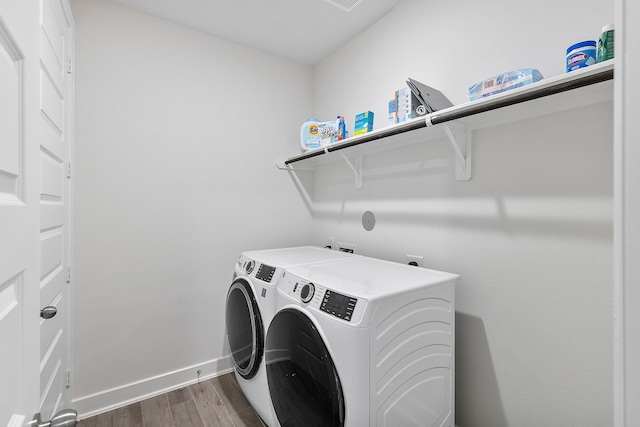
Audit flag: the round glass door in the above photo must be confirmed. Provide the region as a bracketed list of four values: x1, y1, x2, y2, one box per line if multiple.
[225, 279, 263, 379]
[266, 308, 344, 427]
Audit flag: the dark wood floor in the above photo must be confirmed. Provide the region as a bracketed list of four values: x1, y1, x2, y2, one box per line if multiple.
[78, 372, 265, 427]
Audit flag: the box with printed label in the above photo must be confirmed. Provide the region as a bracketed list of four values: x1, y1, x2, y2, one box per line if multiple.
[395, 87, 424, 123]
[354, 111, 374, 135]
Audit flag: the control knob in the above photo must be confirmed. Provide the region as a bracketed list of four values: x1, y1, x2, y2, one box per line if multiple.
[300, 283, 315, 303]
[245, 260, 255, 274]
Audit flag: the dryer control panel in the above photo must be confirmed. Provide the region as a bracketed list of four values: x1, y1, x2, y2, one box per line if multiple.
[320, 290, 357, 322]
[290, 279, 358, 322]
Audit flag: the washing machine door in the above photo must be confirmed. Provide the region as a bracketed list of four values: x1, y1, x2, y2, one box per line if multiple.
[266, 308, 344, 427]
[225, 278, 264, 379]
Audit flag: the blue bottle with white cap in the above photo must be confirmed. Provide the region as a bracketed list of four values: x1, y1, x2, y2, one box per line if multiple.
[566, 40, 596, 72]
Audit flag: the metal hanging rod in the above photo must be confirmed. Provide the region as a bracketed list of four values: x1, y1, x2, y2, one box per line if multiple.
[283, 64, 613, 166]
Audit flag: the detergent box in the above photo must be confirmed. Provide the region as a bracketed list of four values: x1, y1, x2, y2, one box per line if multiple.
[354, 111, 374, 135]
[388, 99, 397, 125]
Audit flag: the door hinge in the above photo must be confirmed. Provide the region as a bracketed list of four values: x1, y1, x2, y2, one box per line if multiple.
[65, 370, 71, 389]
[66, 266, 72, 283]
[66, 162, 72, 179]
[66, 56, 72, 74]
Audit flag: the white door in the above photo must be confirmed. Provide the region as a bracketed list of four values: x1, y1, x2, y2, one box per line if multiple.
[38, 0, 74, 422]
[0, 0, 42, 426]
[0, 0, 74, 425]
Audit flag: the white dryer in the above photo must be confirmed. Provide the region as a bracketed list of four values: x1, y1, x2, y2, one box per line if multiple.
[225, 246, 360, 426]
[265, 256, 459, 427]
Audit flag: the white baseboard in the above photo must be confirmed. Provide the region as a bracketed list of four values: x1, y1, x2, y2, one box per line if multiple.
[72, 355, 233, 420]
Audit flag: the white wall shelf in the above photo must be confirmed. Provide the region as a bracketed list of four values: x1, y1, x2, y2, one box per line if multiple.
[277, 61, 614, 185]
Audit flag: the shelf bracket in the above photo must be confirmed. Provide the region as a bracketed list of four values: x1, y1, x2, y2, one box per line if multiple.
[339, 151, 363, 189]
[442, 123, 472, 181]
[275, 158, 291, 171]
[275, 158, 313, 214]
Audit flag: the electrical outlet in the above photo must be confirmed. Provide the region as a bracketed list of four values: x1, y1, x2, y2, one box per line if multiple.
[337, 242, 356, 253]
[407, 254, 424, 267]
[326, 237, 335, 250]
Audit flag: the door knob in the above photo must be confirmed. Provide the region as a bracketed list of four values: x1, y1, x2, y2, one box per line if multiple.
[50, 409, 77, 427]
[40, 306, 57, 319]
[30, 409, 77, 427]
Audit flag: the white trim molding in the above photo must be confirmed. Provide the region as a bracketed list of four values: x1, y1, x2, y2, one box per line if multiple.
[72, 356, 233, 420]
[614, 0, 640, 425]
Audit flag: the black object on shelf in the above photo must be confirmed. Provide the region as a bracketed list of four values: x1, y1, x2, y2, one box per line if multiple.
[284, 65, 613, 166]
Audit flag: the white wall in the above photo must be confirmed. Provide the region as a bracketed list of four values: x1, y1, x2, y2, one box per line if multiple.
[311, 0, 614, 425]
[70, 0, 314, 416]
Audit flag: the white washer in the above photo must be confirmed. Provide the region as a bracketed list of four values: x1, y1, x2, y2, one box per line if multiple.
[225, 246, 361, 426]
[265, 256, 459, 427]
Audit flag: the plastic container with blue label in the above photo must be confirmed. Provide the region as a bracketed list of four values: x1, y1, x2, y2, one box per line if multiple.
[566, 40, 596, 72]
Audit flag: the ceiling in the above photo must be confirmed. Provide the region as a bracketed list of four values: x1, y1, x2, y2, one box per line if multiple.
[108, 0, 406, 65]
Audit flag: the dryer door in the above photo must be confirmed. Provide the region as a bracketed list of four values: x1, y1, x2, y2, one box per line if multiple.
[225, 279, 264, 379]
[266, 308, 344, 427]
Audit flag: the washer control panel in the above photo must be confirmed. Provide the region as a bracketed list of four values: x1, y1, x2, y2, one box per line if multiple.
[237, 256, 278, 283]
[255, 263, 276, 283]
